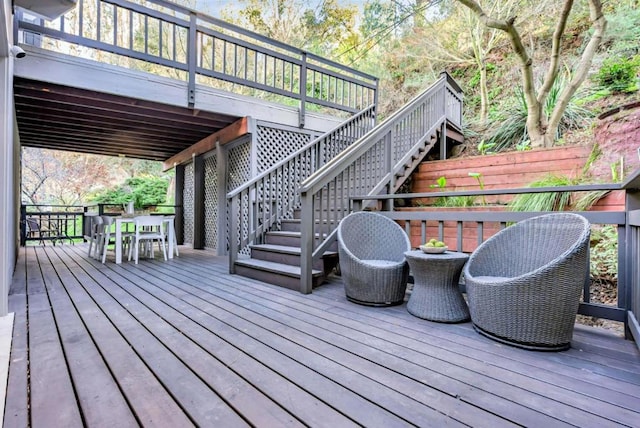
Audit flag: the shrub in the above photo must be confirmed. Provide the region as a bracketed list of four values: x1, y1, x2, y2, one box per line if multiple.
[487, 73, 592, 152]
[90, 176, 169, 209]
[596, 56, 639, 93]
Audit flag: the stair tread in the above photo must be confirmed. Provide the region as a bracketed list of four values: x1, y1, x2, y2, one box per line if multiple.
[250, 243, 337, 257]
[235, 258, 323, 277]
[267, 230, 301, 237]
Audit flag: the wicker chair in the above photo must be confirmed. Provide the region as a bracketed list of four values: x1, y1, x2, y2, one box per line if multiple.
[337, 211, 410, 306]
[464, 213, 591, 351]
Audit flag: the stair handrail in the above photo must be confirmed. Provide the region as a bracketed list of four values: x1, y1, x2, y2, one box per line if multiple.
[227, 105, 377, 272]
[297, 72, 463, 293]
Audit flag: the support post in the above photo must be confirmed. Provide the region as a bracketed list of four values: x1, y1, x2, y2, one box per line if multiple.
[193, 155, 205, 249]
[174, 163, 184, 245]
[216, 141, 227, 255]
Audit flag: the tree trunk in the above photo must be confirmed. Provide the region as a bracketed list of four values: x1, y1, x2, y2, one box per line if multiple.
[456, 0, 606, 149]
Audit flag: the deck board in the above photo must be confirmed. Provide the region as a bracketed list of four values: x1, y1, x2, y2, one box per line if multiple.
[4, 245, 640, 427]
[45, 244, 195, 427]
[148, 254, 638, 427]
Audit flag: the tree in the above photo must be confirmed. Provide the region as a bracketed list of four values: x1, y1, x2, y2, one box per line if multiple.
[455, 0, 607, 148]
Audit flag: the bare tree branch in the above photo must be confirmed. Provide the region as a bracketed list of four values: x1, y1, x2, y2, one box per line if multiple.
[538, 0, 574, 105]
[547, 0, 606, 138]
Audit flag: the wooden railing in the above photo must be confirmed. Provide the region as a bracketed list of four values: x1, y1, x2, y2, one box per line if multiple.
[15, 0, 378, 122]
[297, 72, 463, 292]
[227, 105, 377, 271]
[351, 179, 640, 346]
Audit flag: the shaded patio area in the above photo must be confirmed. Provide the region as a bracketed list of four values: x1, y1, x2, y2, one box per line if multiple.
[4, 244, 640, 427]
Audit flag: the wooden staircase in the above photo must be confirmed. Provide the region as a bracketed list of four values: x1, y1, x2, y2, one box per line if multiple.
[233, 210, 339, 290]
[233, 129, 445, 289]
[228, 72, 464, 292]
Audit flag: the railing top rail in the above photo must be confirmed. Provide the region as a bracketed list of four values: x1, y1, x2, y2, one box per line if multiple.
[350, 183, 623, 201]
[300, 75, 452, 193]
[622, 168, 640, 190]
[226, 104, 376, 199]
[440, 70, 464, 95]
[380, 210, 627, 225]
[18, 0, 378, 84]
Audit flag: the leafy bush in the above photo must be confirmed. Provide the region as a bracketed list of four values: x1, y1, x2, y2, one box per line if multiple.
[590, 225, 618, 280]
[89, 176, 169, 209]
[596, 56, 639, 93]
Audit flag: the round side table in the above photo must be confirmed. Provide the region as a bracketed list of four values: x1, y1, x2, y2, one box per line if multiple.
[404, 250, 470, 323]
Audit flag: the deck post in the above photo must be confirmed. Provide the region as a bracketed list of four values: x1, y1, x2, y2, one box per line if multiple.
[216, 140, 227, 255]
[193, 155, 205, 249]
[174, 164, 184, 245]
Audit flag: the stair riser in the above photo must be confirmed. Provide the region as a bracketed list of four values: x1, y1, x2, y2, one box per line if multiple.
[250, 248, 338, 274]
[265, 234, 302, 247]
[251, 248, 324, 270]
[292, 210, 350, 220]
[280, 221, 339, 233]
[280, 221, 300, 232]
[235, 264, 324, 289]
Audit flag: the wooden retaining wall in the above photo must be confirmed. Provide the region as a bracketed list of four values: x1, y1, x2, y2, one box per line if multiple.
[411, 145, 624, 210]
[401, 145, 625, 250]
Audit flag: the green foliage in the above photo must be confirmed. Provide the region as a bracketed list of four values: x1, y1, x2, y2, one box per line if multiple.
[590, 225, 618, 280]
[468, 63, 496, 88]
[477, 140, 495, 155]
[573, 190, 609, 212]
[487, 72, 592, 152]
[89, 176, 169, 209]
[596, 56, 640, 93]
[601, 2, 640, 58]
[508, 174, 577, 212]
[433, 195, 477, 207]
[430, 176, 447, 189]
[468, 172, 486, 205]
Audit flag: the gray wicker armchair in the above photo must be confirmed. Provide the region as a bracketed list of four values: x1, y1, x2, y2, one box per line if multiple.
[337, 212, 411, 306]
[464, 213, 591, 351]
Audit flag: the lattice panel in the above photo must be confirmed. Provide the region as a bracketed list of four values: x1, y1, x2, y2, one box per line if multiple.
[227, 141, 252, 253]
[256, 125, 311, 172]
[203, 154, 218, 249]
[183, 162, 195, 245]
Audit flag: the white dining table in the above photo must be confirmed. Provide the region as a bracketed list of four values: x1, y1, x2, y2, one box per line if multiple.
[114, 216, 175, 264]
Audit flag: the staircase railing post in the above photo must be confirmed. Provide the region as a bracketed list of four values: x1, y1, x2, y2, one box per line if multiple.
[385, 129, 394, 202]
[299, 191, 314, 294]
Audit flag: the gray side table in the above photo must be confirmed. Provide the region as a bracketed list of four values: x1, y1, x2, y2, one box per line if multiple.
[405, 250, 470, 323]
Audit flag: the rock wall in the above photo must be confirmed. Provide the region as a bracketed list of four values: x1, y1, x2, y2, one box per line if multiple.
[589, 107, 640, 181]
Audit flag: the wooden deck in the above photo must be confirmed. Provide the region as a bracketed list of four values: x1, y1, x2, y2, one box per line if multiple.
[4, 245, 640, 427]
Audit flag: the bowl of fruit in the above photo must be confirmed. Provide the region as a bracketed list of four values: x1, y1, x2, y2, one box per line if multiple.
[419, 239, 448, 254]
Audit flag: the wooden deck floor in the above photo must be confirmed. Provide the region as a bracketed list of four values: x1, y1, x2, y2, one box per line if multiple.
[4, 244, 640, 427]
